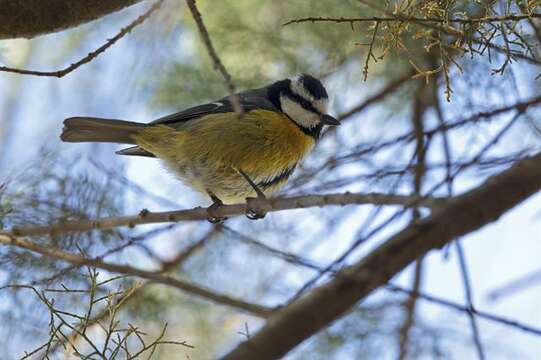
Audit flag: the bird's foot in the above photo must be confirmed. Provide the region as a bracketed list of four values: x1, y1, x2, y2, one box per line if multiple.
[245, 195, 271, 220]
[206, 197, 227, 224]
[232, 167, 271, 220]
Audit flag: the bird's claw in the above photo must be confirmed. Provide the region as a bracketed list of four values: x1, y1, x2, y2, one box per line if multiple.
[206, 200, 227, 224]
[245, 196, 271, 220]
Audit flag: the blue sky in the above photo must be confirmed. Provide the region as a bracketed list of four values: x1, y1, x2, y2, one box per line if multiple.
[0, 2, 540, 358]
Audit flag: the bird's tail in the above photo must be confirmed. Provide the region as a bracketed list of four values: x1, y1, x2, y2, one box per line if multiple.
[60, 117, 146, 144]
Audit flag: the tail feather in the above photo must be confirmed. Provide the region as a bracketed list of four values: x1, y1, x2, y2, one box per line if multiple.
[61, 117, 146, 144]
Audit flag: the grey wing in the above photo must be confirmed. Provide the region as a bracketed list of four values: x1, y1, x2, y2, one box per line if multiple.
[117, 88, 279, 157]
[151, 87, 278, 127]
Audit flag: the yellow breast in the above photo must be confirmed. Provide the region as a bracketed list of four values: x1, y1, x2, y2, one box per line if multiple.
[133, 109, 315, 201]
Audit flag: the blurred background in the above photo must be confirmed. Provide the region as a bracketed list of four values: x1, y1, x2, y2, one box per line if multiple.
[0, 0, 540, 358]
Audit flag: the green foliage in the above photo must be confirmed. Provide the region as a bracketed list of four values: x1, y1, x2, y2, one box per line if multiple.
[156, 0, 541, 107]
[154, 0, 372, 108]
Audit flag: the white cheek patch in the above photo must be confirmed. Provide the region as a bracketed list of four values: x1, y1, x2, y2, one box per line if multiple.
[280, 95, 320, 129]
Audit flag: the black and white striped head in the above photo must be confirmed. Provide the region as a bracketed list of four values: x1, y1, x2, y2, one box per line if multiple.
[267, 74, 339, 137]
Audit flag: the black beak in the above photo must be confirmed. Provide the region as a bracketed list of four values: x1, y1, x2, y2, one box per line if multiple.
[320, 114, 340, 126]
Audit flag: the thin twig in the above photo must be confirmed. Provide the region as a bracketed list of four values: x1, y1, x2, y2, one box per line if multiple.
[336, 69, 416, 121]
[386, 284, 541, 337]
[160, 227, 220, 272]
[283, 13, 541, 27]
[285, 13, 541, 66]
[0, 1, 164, 77]
[487, 267, 541, 302]
[193, 225, 541, 337]
[398, 83, 428, 359]
[455, 241, 486, 359]
[433, 82, 486, 359]
[222, 151, 541, 360]
[0, 234, 273, 318]
[185, 0, 243, 116]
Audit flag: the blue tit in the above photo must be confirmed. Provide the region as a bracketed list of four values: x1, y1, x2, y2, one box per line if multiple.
[61, 74, 339, 218]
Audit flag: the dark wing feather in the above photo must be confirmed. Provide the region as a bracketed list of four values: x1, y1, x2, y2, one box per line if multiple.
[151, 102, 229, 125]
[150, 88, 278, 127]
[118, 87, 279, 157]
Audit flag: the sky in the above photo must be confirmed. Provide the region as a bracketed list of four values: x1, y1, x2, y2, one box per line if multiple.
[0, 2, 540, 358]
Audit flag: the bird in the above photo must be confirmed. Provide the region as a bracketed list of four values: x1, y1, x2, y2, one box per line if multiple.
[60, 74, 339, 221]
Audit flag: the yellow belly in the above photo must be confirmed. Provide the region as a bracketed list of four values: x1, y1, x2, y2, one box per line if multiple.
[133, 109, 315, 203]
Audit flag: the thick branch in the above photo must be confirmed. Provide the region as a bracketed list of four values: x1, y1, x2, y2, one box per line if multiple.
[221, 225, 541, 336]
[6, 192, 445, 237]
[222, 152, 541, 360]
[0, 0, 147, 39]
[0, 1, 162, 77]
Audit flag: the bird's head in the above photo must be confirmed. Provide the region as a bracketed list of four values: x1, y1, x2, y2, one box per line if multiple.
[268, 74, 339, 137]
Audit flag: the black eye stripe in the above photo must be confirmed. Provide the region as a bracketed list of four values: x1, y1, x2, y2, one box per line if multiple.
[285, 92, 320, 114]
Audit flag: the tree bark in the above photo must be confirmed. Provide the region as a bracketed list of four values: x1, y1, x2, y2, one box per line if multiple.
[0, 0, 146, 39]
[222, 151, 541, 360]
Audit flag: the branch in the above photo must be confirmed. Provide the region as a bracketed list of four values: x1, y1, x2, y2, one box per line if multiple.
[0, 1, 163, 77]
[0, 0, 151, 39]
[487, 267, 541, 302]
[221, 226, 541, 337]
[398, 82, 428, 359]
[387, 284, 541, 337]
[283, 14, 541, 26]
[285, 14, 541, 66]
[185, 0, 243, 116]
[0, 234, 272, 318]
[337, 70, 415, 122]
[5, 192, 445, 237]
[433, 78, 486, 358]
[221, 151, 541, 360]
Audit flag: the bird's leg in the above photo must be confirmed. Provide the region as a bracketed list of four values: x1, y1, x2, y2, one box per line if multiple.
[206, 192, 227, 223]
[234, 168, 271, 220]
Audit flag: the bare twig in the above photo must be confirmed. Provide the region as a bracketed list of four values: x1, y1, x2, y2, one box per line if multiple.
[336, 69, 416, 122]
[284, 13, 541, 66]
[432, 78, 486, 358]
[283, 14, 541, 27]
[216, 226, 541, 337]
[398, 261, 423, 359]
[10, 276, 193, 358]
[362, 21, 380, 80]
[487, 268, 541, 302]
[0, 1, 163, 77]
[48, 282, 146, 355]
[185, 0, 243, 116]
[455, 240, 485, 359]
[0, 234, 273, 317]
[398, 83, 428, 359]
[333, 95, 541, 166]
[160, 227, 220, 272]
[387, 284, 541, 337]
